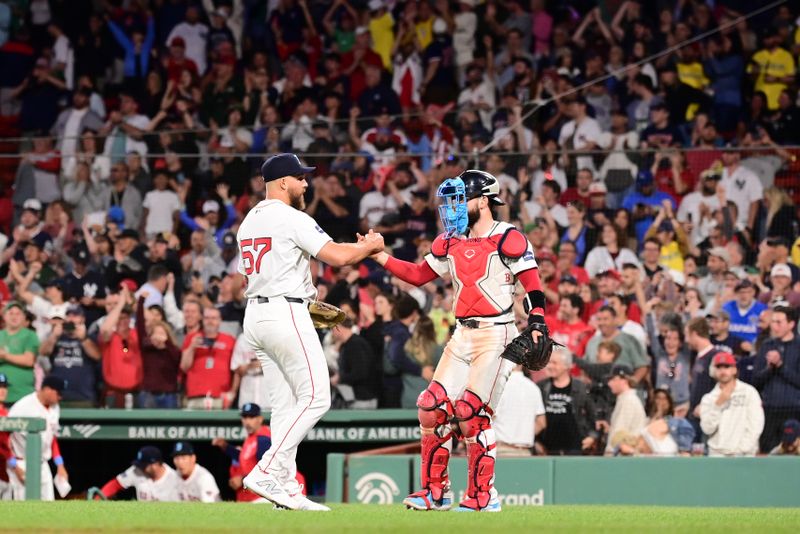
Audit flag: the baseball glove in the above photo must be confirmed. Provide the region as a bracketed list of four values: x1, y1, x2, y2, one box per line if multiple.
[500, 322, 562, 371]
[309, 300, 346, 329]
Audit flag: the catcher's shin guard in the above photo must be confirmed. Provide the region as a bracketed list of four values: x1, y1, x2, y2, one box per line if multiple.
[414, 381, 454, 502]
[454, 390, 496, 510]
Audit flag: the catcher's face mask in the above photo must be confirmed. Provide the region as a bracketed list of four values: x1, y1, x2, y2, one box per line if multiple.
[437, 177, 468, 237]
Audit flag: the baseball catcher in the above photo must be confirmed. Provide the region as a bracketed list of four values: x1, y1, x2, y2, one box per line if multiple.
[368, 170, 551, 512]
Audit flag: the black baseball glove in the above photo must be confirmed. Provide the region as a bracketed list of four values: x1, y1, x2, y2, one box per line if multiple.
[500, 322, 562, 371]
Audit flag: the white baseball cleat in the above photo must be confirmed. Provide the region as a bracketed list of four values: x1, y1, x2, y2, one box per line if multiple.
[293, 495, 331, 511]
[242, 469, 299, 510]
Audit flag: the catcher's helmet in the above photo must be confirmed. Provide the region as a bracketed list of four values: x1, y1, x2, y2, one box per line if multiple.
[458, 170, 505, 205]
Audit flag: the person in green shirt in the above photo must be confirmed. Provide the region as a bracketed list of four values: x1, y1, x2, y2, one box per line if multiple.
[0, 302, 39, 404]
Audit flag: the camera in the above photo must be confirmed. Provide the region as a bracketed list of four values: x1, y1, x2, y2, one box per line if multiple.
[64, 322, 76, 334]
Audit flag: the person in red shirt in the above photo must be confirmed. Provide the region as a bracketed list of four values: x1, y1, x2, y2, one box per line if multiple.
[560, 168, 593, 208]
[210, 402, 310, 502]
[0, 373, 10, 499]
[556, 241, 590, 285]
[180, 307, 235, 410]
[546, 294, 595, 358]
[340, 27, 384, 101]
[164, 36, 198, 82]
[99, 287, 142, 408]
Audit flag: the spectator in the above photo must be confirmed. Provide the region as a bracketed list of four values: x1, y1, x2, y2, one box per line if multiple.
[537, 347, 598, 455]
[135, 295, 180, 409]
[105, 162, 144, 230]
[583, 223, 640, 278]
[685, 317, 731, 421]
[180, 307, 235, 410]
[230, 334, 276, 410]
[166, 5, 209, 75]
[759, 263, 800, 309]
[62, 245, 107, 326]
[98, 291, 141, 408]
[700, 353, 764, 456]
[769, 419, 800, 455]
[141, 170, 181, 239]
[749, 26, 795, 111]
[696, 247, 729, 308]
[708, 310, 750, 358]
[51, 88, 104, 168]
[753, 306, 800, 453]
[100, 93, 149, 164]
[0, 373, 8, 498]
[137, 265, 170, 309]
[603, 364, 647, 455]
[720, 148, 762, 231]
[722, 279, 767, 345]
[547, 294, 594, 358]
[399, 314, 440, 409]
[330, 318, 380, 409]
[622, 170, 676, 247]
[382, 295, 420, 408]
[39, 305, 101, 407]
[0, 302, 39, 404]
[494, 364, 546, 456]
[558, 96, 602, 176]
[585, 306, 648, 384]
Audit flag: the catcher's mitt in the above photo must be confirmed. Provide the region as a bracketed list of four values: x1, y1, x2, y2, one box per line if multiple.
[309, 300, 346, 329]
[500, 322, 562, 371]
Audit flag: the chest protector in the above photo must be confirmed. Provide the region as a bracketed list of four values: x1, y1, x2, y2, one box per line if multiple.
[430, 227, 527, 318]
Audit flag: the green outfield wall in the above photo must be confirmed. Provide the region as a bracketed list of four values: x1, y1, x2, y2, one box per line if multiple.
[326, 454, 800, 507]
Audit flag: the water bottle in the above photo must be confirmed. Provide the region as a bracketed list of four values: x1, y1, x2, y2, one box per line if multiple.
[203, 392, 213, 410]
[124, 393, 134, 410]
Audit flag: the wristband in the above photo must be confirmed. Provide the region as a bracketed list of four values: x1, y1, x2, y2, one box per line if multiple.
[8, 457, 17, 468]
[54, 456, 64, 466]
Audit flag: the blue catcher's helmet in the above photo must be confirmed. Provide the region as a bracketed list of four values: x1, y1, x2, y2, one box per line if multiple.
[436, 177, 468, 237]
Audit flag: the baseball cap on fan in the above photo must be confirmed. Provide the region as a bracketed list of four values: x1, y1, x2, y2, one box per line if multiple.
[261, 153, 315, 182]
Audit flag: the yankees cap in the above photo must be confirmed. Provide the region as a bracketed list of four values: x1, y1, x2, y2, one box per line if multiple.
[261, 153, 315, 182]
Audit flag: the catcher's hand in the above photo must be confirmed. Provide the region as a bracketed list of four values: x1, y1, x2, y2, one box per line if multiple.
[309, 300, 346, 329]
[500, 322, 562, 371]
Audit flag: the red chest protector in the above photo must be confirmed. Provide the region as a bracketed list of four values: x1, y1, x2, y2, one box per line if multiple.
[430, 228, 528, 318]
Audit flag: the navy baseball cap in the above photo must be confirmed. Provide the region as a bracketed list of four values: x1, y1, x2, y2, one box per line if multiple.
[636, 170, 654, 187]
[41, 375, 67, 393]
[606, 364, 633, 381]
[261, 153, 315, 182]
[782, 419, 800, 445]
[240, 403, 261, 417]
[0, 373, 8, 387]
[172, 441, 195, 457]
[133, 446, 163, 468]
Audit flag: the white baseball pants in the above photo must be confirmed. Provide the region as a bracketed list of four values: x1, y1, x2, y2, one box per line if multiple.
[243, 298, 331, 494]
[7, 460, 54, 500]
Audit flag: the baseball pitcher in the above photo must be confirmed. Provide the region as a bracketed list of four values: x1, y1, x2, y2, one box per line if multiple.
[237, 153, 384, 511]
[371, 170, 554, 512]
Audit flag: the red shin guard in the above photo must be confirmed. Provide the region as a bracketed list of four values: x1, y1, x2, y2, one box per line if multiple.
[455, 390, 496, 509]
[416, 381, 453, 501]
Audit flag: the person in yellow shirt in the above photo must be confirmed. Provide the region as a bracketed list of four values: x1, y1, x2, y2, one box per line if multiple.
[749, 28, 796, 110]
[414, 0, 435, 51]
[677, 46, 709, 91]
[367, 0, 395, 70]
[644, 205, 690, 274]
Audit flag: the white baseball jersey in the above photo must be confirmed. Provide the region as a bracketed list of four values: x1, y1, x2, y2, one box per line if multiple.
[237, 199, 332, 299]
[424, 221, 538, 322]
[8, 392, 60, 462]
[177, 464, 221, 502]
[116, 464, 181, 501]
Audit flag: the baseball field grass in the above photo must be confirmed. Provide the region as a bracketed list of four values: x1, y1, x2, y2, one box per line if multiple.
[2, 502, 799, 533]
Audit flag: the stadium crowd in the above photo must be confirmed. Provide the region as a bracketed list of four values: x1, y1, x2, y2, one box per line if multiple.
[0, 0, 799, 485]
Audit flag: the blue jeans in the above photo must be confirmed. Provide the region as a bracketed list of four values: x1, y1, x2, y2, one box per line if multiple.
[136, 391, 179, 409]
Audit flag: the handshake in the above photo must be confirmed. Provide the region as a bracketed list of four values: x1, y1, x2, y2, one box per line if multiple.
[356, 229, 385, 256]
